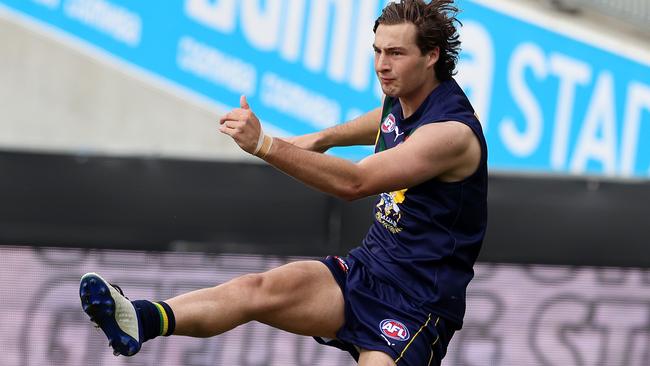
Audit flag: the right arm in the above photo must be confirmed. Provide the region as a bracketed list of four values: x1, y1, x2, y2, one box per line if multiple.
[285, 107, 382, 152]
[220, 97, 480, 201]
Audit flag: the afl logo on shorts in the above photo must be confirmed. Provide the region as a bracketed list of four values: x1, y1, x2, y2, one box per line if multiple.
[380, 319, 410, 341]
[381, 114, 396, 133]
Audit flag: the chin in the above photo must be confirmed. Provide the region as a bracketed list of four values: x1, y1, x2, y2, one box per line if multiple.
[381, 87, 399, 98]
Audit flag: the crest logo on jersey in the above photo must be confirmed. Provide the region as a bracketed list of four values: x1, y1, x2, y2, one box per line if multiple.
[381, 114, 396, 133]
[375, 189, 407, 234]
[380, 319, 410, 341]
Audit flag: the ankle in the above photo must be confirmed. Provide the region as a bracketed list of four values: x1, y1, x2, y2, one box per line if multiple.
[132, 300, 176, 342]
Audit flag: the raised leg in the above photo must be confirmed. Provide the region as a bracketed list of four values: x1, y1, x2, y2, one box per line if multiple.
[167, 260, 345, 339]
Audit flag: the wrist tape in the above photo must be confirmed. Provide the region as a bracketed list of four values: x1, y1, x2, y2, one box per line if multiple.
[253, 132, 274, 158]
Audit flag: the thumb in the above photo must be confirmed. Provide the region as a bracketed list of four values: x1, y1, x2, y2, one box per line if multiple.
[240, 95, 250, 110]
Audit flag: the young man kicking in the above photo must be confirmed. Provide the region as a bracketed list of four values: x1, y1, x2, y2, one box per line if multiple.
[80, 1, 487, 364]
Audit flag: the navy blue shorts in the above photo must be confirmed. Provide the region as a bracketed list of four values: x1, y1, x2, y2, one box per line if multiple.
[314, 255, 456, 365]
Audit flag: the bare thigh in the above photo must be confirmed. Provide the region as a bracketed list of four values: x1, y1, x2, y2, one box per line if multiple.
[167, 260, 345, 339]
[253, 260, 345, 337]
[358, 350, 396, 366]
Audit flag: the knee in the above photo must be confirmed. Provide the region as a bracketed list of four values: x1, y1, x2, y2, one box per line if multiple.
[228, 273, 273, 312]
[232, 273, 266, 293]
[240, 271, 292, 315]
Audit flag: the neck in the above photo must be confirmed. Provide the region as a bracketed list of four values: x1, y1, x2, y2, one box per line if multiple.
[399, 77, 441, 118]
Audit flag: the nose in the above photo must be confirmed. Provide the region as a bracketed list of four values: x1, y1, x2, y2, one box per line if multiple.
[375, 52, 390, 73]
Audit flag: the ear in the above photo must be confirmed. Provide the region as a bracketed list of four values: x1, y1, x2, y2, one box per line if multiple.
[427, 47, 440, 69]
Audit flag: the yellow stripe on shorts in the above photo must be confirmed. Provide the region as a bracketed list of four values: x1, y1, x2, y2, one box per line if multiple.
[395, 314, 437, 364]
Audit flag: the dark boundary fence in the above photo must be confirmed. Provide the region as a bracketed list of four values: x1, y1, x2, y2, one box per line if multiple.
[1, 150, 648, 267]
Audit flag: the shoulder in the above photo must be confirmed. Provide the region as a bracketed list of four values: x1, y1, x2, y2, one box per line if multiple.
[416, 81, 477, 126]
[408, 121, 482, 182]
[410, 121, 476, 151]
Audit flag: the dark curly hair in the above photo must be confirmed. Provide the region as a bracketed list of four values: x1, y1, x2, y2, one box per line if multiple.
[374, 0, 462, 81]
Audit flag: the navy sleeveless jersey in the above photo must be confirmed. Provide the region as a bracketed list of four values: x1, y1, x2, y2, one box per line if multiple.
[350, 78, 488, 327]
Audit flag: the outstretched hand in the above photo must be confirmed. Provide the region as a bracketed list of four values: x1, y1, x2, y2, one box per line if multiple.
[218, 95, 263, 154]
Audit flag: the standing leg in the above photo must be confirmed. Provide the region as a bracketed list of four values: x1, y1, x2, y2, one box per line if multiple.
[358, 350, 396, 366]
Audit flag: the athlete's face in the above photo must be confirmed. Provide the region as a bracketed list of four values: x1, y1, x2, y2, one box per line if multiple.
[373, 23, 439, 98]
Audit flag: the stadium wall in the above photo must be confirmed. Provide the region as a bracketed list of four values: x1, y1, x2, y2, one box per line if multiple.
[1, 149, 649, 268]
[0, 7, 247, 161]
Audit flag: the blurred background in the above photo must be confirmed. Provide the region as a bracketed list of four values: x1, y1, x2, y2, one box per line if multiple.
[1, 0, 649, 365]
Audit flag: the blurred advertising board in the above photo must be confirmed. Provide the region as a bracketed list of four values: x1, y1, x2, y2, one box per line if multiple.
[1, 0, 648, 178]
[2, 246, 649, 365]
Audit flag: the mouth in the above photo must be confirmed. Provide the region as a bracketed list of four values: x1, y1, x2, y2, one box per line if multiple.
[379, 77, 395, 84]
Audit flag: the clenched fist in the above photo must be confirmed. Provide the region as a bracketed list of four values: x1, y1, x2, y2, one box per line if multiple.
[218, 95, 266, 155]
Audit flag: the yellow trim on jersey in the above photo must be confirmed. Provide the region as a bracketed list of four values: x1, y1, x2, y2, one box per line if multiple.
[374, 125, 382, 146]
[154, 302, 169, 336]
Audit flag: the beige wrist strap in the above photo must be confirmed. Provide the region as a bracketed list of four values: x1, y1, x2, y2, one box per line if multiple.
[254, 135, 274, 158]
[252, 129, 266, 155]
